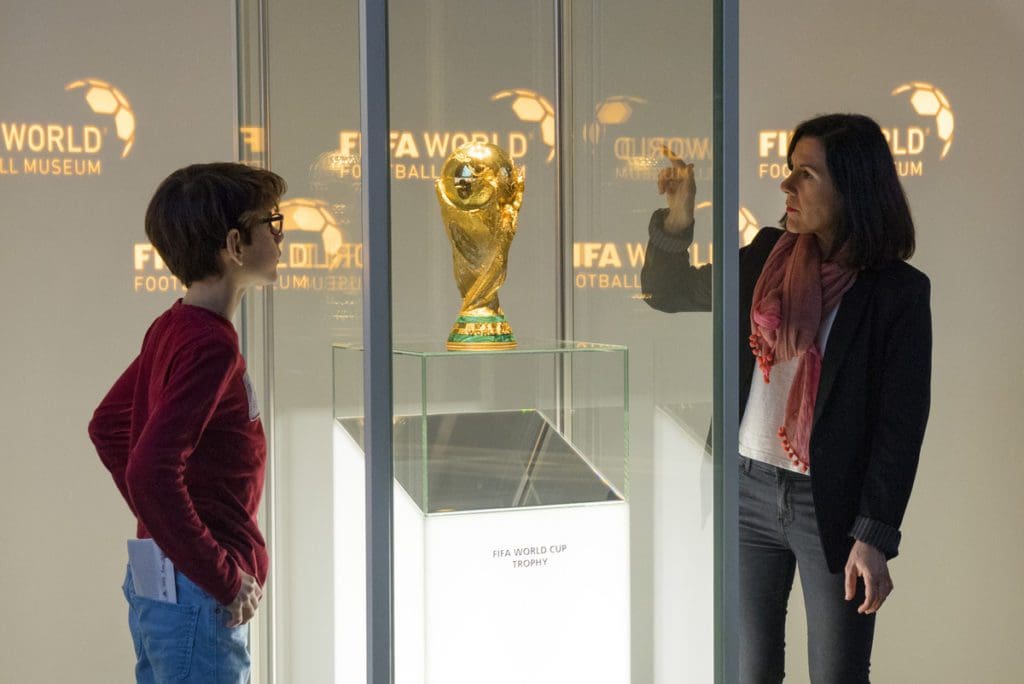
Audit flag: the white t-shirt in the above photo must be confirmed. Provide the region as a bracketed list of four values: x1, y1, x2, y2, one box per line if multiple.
[738, 305, 841, 474]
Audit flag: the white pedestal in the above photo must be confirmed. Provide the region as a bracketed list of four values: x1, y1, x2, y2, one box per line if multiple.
[334, 420, 631, 684]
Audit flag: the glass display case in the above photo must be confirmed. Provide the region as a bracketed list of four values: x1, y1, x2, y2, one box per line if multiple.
[237, 0, 736, 682]
[333, 342, 628, 682]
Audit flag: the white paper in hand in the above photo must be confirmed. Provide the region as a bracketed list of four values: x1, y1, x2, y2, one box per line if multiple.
[127, 539, 177, 603]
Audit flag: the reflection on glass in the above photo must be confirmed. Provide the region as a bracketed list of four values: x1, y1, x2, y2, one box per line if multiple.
[641, 149, 713, 313]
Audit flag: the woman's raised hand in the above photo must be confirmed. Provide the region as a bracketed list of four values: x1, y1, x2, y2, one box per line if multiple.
[657, 145, 696, 234]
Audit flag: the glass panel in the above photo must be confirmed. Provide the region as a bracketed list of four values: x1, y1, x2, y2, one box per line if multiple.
[257, 1, 364, 681]
[566, 2, 718, 682]
[386, 1, 557, 345]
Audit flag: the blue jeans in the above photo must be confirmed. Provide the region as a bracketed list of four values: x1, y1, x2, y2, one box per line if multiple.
[123, 565, 250, 683]
[738, 456, 875, 683]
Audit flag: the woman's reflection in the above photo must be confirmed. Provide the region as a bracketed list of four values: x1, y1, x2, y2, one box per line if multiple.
[640, 147, 711, 312]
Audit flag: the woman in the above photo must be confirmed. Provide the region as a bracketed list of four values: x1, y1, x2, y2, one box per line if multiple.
[642, 114, 931, 681]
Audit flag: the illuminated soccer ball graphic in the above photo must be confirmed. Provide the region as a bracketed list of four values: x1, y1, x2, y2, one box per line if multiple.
[692, 202, 760, 247]
[492, 89, 555, 161]
[65, 78, 136, 157]
[738, 206, 760, 246]
[892, 82, 954, 159]
[583, 95, 647, 144]
[595, 96, 645, 126]
[279, 198, 345, 266]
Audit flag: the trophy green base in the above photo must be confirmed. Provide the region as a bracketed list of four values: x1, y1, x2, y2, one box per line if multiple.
[446, 314, 517, 350]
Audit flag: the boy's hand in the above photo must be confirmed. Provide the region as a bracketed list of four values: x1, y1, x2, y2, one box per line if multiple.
[225, 571, 263, 627]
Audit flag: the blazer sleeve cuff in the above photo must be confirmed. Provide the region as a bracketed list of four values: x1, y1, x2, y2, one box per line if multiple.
[648, 209, 695, 254]
[849, 515, 902, 559]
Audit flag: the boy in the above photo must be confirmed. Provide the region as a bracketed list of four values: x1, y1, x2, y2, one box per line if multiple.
[89, 162, 286, 683]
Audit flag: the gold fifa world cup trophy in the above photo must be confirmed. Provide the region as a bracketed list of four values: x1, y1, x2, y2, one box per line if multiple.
[436, 142, 525, 350]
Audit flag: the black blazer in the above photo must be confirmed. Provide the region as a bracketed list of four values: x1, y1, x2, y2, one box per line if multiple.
[642, 211, 932, 572]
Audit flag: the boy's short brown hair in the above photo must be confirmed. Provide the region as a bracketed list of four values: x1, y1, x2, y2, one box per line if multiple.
[145, 162, 287, 286]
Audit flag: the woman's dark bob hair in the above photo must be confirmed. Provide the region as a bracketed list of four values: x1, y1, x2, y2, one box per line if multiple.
[783, 113, 915, 269]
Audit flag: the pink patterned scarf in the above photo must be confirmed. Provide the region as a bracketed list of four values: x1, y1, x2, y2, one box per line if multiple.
[748, 232, 857, 472]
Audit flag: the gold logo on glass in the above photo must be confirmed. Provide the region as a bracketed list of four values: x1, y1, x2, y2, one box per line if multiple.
[276, 198, 362, 293]
[491, 89, 555, 162]
[279, 198, 355, 269]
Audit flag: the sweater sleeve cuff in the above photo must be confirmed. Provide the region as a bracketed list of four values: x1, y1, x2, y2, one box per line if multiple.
[648, 208, 695, 254]
[849, 516, 901, 559]
[214, 568, 243, 607]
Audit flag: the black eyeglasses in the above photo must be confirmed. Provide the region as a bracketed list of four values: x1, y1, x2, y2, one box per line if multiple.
[257, 213, 285, 238]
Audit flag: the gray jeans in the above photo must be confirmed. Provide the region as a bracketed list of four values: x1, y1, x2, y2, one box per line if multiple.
[739, 455, 875, 683]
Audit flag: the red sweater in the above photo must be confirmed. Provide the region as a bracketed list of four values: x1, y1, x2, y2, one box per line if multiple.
[89, 300, 268, 605]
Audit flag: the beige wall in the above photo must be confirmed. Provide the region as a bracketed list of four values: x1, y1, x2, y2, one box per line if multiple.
[740, 1, 1024, 681]
[0, 2, 237, 681]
